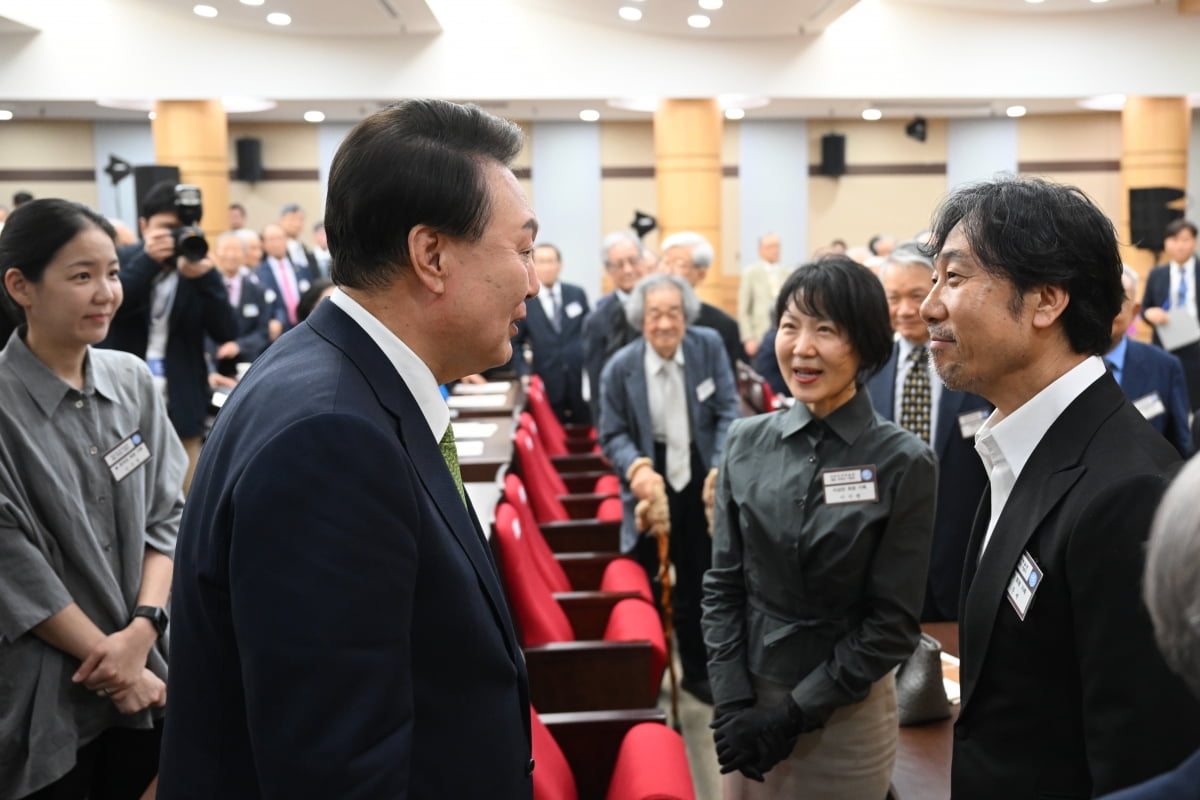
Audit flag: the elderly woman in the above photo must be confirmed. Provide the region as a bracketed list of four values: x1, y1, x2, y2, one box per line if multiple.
[702, 256, 937, 798]
[0, 199, 186, 799]
[598, 272, 741, 705]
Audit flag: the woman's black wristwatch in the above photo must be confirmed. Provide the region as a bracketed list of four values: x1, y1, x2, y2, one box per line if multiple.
[131, 606, 169, 638]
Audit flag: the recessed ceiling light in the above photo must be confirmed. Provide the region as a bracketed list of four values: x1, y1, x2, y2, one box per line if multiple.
[240, 0, 265, 5]
[862, 108, 882, 121]
[618, 6, 642, 21]
[266, 12, 291, 25]
[304, 110, 326, 123]
[699, 0, 724, 9]
[687, 14, 711, 28]
[148, 111, 156, 120]
[724, 108, 745, 120]
[1025, 0, 1044, 4]
[1090, 0, 1110, 3]
[579, 109, 600, 122]
[193, 4, 218, 17]
[0, 110, 13, 121]
[1006, 105, 1027, 118]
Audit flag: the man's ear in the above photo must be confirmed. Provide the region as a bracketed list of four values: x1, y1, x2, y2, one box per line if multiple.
[407, 224, 446, 294]
[1031, 283, 1069, 330]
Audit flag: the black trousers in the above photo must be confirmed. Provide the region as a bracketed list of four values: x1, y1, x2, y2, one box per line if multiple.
[21, 720, 162, 800]
[634, 442, 712, 684]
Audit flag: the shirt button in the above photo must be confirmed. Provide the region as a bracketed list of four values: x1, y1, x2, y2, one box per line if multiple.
[75, 400, 84, 409]
[89, 446, 98, 455]
[808, 455, 817, 464]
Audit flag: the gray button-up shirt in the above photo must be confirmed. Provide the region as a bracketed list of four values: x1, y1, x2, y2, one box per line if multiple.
[0, 330, 186, 799]
[702, 388, 937, 723]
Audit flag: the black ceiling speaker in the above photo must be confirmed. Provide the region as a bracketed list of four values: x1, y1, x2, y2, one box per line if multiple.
[819, 133, 846, 177]
[235, 137, 264, 183]
[905, 117, 928, 143]
[1130, 187, 1186, 253]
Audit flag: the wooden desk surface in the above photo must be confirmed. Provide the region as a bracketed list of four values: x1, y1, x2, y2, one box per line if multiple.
[892, 622, 959, 800]
[447, 381, 522, 419]
[454, 415, 516, 483]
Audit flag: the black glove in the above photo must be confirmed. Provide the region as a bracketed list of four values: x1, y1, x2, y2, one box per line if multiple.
[712, 695, 806, 780]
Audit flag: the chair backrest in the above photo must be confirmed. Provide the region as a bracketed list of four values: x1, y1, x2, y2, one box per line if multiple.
[761, 380, 779, 413]
[513, 426, 570, 523]
[503, 474, 572, 594]
[527, 381, 570, 457]
[493, 503, 575, 646]
[531, 707, 578, 800]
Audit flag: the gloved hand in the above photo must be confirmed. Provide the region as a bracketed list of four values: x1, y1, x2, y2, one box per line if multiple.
[711, 695, 806, 780]
[710, 701, 763, 781]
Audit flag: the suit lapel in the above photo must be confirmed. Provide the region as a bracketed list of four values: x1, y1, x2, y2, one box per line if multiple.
[625, 342, 655, 460]
[934, 388, 967, 459]
[870, 346, 899, 418]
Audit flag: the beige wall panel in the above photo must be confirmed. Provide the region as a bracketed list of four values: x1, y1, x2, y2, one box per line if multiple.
[226, 122, 322, 245]
[227, 122, 318, 168]
[1018, 113, 1120, 162]
[809, 174, 948, 255]
[600, 121, 655, 168]
[809, 118, 947, 166]
[1016, 169, 1122, 229]
[721, 121, 740, 165]
[0, 181, 98, 208]
[598, 175, 658, 294]
[0, 121, 94, 168]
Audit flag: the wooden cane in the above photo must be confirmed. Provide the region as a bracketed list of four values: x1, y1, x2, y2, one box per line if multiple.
[654, 505, 681, 731]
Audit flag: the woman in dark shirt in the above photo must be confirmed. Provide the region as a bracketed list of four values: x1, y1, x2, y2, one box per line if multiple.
[702, 255, 936, 799]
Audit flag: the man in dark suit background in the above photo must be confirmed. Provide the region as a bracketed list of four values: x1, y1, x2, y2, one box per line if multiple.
[511, 242, 591, 424]
[1140, 219, 1200, 422]
[99, 180, 238, 492]
[207, 232, 273, 386]
[582, 231, 648, 420]
[660, 231, 747, 373]
[867, 242, 989, 621]
[160, 99, 539, 799]
[256, 221, 315, 335]
[1107, 265, 1192, 457]
[921, 176, 1200, 799]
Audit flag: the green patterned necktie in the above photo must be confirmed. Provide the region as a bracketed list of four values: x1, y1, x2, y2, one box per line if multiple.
[439, 425, 467, 505]
[900, 345, 932, 444]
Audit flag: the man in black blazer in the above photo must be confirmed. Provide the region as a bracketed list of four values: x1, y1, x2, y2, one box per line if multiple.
[512, 242, 591, 424]
[160, 100, 538, 799]
[207, 232, 273, 382]
[99, 180, 238, 491]
[867, 243, 990, 621]
[921, 176, 1200, 799]
[1107, 266, 1192, 457]
[1140, 219, 1200, 417]
[660, 231, 747, 371]
[582, 232, 647, 420]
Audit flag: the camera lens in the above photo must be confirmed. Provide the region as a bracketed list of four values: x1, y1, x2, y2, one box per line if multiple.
[175, 226, 209, 262]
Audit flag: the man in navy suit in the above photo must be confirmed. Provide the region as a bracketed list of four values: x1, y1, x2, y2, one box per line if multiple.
[922, 176, 1200, 799]
[866, 242, 990, 621]
[207, 232, 273, 384]
[160, 99, 540, 799]
[256, 222, 315, 335]
[511, 242, 591, 424]
[1140, 219, 1200, 418]
[583, 231, 648, 420]
[599, 273, 741, 704]
[1107, 265, 1192, 457]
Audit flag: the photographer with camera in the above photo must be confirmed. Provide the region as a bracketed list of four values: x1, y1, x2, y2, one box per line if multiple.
[101, 180, 238, 493]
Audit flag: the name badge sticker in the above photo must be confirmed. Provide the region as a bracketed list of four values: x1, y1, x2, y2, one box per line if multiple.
[696, 377, 715, 402]
[1133, 392, 1166, 420]
[958, 408, 990, 439]
[298, 279, 311, 293]
[243, 303, 260, 318]
[104, 430, 152, 482]
[1006, 550, 1043, 621]
[822, 465, 879, 505]
[565, 301, 584, 319]
[264, 288, 278, 304]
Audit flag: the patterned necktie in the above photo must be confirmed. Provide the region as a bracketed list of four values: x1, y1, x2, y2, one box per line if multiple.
[438, 425, 467, 505]
[900, 345, 932, 443]
[661, 361, 691, 492]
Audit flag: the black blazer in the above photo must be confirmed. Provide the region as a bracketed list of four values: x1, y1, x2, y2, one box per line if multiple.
[159, 300, 533, 799]
[207, 273, 273, 377]
[865, 342, 990, 621]
[953, 374, 1200, 799]
[1140, 256, 1200, 349]
[696, 301, 747, 372]
[101, 244, 238, 438]
[512, 282, 590, 424]
[582, 293, 639, 421]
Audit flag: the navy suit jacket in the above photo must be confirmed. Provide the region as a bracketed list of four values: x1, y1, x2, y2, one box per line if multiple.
[255, 255, 315, 332]
[1141, 256, 1200, 349]
[207, 272, 273, 377]
[866, 342, 990, 621]
[100, 244, 238, 438]
[1118, 337, 1193, 457]
[1098, 748, 1200, 800]
[160, 300, 533, 799]
[583, 293, 639, 422]
[952, 375, 1200, 799]
[597, 327, 741, 552]
[512, 282, 590, 423]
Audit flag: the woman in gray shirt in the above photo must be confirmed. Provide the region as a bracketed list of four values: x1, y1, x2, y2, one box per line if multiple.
[703, 256, 937, 799]
[0, 199, 186, 799]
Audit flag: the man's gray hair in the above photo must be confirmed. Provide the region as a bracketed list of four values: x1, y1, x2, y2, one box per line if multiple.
[280, 203, 304, 216]
[878, 241, 933, 281]
[216, 231, 246, 252]
[1145, 456, 1200, 698]
[235, 228, 262, 245]
[661, 231, 715, 270]
[624, 273, 701, 329]
[602, 231, 642, 264]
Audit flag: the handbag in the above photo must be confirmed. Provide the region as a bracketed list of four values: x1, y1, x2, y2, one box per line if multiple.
[895, 633, 952, 726]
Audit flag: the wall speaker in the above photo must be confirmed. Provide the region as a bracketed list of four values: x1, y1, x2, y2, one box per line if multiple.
[235, 137, 264, 183]
[132, 165, 180, 219]
[819, 133, 846, 177]
[1129, 187, 1185, 253]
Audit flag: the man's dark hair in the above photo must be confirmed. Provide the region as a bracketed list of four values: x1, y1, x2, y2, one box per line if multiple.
[533, 242, 561, 262]
[926, 176, 1121, 356]
[774, 255, 894, 382]
[325, 99, 523, 291]
[139, 180, 179, 221]
[12, 191, 33, 207]
[1164, 218, 1198, 240]
[229, 202, 246, 214]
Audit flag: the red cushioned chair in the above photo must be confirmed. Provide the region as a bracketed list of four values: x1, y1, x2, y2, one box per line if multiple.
[527, 375, 601, 453]
[514, 423, 622, 524]
[503, 474, 651, 603]
[532, 707, 696, 800]
[495, 502, 665, 712]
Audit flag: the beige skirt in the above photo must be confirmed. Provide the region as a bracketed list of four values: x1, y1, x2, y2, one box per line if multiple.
[722, 672, 898, 800]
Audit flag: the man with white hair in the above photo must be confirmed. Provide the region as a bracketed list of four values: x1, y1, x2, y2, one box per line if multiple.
[583, 231, 649, 417]
[660, 231, 746, 372]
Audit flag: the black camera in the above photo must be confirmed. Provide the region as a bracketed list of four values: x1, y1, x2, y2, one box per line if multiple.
[172, 184, 208, 262]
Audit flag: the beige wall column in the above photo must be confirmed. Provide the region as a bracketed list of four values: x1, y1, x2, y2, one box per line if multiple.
[653, 98, 735, 313]
[1120, 96, 1189, 279]
[150, 100, 229, 241]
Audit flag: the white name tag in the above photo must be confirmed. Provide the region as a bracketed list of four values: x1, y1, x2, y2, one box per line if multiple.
[242, 303, 260, 318]
[1133, 392, 1166, 420]
[565, 301, 583, 319]
[1006, 550, 1043, 621]
[696, 377, 715, 402]
[264, 288, 278, 304]
[298, 279, 311, 293]
[104, 430, 151, 482]
[958, 408, 989, 439]
[822, 465, 879, 505]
